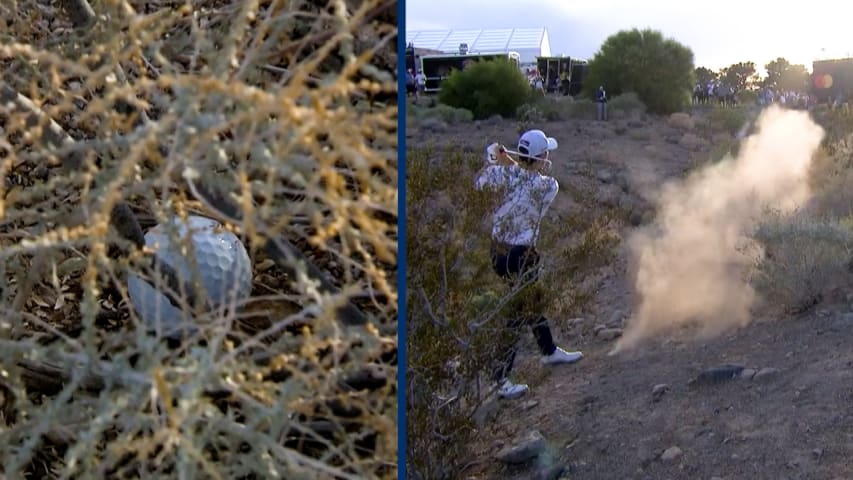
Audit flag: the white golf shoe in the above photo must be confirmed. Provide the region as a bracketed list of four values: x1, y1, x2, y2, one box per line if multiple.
[497, 379, 529, 399]
[541, 347, 583, 365]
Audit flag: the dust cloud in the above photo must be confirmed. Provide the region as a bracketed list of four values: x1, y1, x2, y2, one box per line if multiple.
[611, 106, 825, 355]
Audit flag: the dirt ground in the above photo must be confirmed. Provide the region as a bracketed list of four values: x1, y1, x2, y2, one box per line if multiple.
[407, 101, 853, 480]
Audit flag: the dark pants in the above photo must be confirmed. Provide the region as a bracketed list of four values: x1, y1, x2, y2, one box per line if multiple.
[490, 242, 557, 382]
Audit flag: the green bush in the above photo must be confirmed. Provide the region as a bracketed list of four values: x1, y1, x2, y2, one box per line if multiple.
[438, 59, 531, 119]
[583, 28, 695, 114]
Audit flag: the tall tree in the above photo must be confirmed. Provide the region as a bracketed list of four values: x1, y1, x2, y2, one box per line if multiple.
[764, 57, 791, 89]
[694, 66, 717, 86]
[583, 28, 695, 114]
[719, 62, 756, 92]
[764, 57, 810, 91]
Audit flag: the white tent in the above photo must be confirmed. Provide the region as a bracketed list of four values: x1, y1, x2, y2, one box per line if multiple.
[405, 28, 551, 67]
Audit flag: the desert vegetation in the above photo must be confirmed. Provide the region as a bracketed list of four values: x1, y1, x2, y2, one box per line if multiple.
[0, 1, 397, 478]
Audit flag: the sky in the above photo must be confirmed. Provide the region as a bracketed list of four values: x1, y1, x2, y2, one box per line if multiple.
[405, 0, 853, 74]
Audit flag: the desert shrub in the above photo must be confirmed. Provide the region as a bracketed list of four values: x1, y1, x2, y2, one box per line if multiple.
[566, 98, 599, 118]
[519, 96, 586, 121]
[516, 103, 546, 123]
[582, 28, 695, 115]
[807, 140, 853, 217]
[438, 59, 531, 119]
[668, 112, 695, 130]
[433, 104, 475, 123]
[609, 92, 647, 116]
[406, 147, 618, 479]
[408, 103, 474, 125]
[706, 107, 749, 135]
[515, 103, 546, 134]
[0, 1, 397, 478]
[750, 211, 853, 313]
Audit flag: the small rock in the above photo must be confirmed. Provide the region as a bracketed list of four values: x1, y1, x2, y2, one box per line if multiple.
[521, 400, 540, 411]
[660, 446, 682, 462]
[593, 324, 607, 334]
[495, 430, 546, 464]
[597, 328, 623, 341]
[812, 448, 823, 459]
[753, 367, 780, 381]
[597, 170, 614, 183]
[693, 364, 745, 386]
[652, 384, 670, 401]
[740, 368, 757, 380]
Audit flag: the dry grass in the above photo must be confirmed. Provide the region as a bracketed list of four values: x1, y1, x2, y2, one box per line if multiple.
[0, 1, 397, 478]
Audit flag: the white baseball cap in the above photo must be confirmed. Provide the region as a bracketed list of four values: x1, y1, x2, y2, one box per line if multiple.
[517, 129, 558, 159]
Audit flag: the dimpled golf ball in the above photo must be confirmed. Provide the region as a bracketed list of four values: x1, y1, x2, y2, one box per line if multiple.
[127, 215, 253, 336]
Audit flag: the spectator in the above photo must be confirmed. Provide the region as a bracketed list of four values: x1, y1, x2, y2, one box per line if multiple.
[406, 68, 416, 97]
[595, 85, 608, 121]
[415, 69, 426, 99]
[533, 75, 544, 95]
[474, 130, 584, 400]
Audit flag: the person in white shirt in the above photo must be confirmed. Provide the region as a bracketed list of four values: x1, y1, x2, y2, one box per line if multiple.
[475, 129, 584, 400]
[414, 69, 426, 99]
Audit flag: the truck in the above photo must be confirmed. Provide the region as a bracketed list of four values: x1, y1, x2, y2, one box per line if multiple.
[419, 51, 522, 93]
[812, 57, 853, 104]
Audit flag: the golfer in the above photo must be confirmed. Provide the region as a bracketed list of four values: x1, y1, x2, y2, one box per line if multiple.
[475, 129, 584, 400]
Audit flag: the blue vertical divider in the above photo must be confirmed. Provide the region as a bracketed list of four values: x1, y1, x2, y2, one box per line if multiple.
[396, 0, 407, 477]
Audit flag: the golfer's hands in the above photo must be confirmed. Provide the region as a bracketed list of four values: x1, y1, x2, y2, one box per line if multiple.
[485, 143, 516, 166]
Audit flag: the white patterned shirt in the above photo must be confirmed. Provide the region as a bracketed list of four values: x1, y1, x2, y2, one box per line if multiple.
[475, 164, 559, 247]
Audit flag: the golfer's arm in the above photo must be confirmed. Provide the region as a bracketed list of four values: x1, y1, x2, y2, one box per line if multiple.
[474, 165, 502, 191]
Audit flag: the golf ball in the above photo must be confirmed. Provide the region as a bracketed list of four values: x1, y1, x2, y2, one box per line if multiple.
[127, 215, 253, 336]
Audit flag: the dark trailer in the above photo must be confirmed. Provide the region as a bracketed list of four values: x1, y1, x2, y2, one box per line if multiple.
[812, 57, 853, 104]
[419, 51, 521, 93]
[568, 60, 589, 97]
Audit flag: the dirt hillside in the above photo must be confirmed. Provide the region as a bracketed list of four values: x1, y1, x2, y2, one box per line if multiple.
[408, 102, 853, 480]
